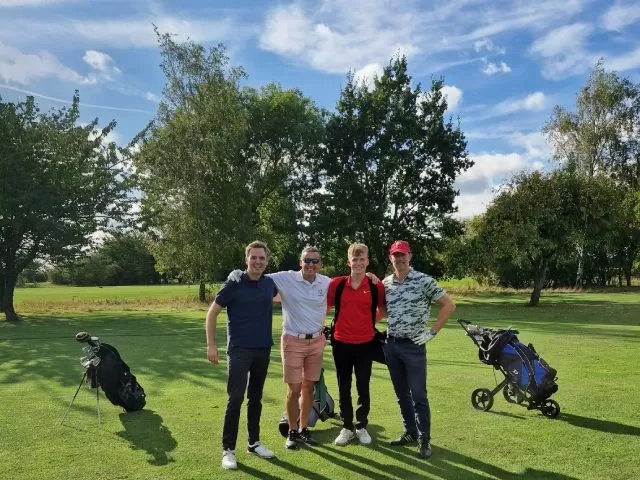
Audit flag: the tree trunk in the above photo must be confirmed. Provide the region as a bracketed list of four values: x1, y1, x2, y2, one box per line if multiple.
[199, 280, 206, 303]
[1, 273, 20, 321]
[529, 258, 549, 307]
[574, 243, 584, 289]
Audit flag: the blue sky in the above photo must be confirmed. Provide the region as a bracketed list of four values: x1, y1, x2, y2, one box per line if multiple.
[1, 0, 640, 218]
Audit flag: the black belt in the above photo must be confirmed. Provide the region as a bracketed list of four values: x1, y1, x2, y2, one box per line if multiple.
[386, 335, 413, 344]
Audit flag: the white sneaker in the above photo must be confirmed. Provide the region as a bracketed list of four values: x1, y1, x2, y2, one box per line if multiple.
[355, 427, 372, 445]
[221, 449, 237, 470]
[248, 442, 275, 459]
[334, 428, 355, 446]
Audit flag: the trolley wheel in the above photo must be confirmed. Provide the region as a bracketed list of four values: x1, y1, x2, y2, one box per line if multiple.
[471, 388, 494, 412]
[503, 384, 525, 404]
[540, 399, 560, 419]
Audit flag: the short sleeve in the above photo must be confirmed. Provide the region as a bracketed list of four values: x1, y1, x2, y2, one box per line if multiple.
[214, 281, 235, 307]
[423, 277, 445, 303]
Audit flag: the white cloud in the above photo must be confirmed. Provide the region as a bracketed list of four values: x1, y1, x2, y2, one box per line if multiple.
[354, 63, 382, 90]
[454, 149, 548, 218]
[482, 61, 511, 75]
[0, 41, 94, 85]
[470, 92, 546, 119]
[0, 17, 242, 49]
[602, 2, 640, 31]
[441, 85, 463, 111]
[608, 47, 640, 72]
[529, 23, 599, 80]
[474, 38, 506, 54]
[144, 91, 160, 103]
[460, 152, 529, 183]
[258, 1, 585, 75]
[454, 192, 497, 219]
[0, 84, 154, 113]
[507, 131, 551, 160]
[0, 0, 73, 6]
[83, 50, 119, 74]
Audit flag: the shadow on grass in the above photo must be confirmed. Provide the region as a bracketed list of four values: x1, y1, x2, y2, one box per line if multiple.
[558, 412, 640, 437]
[116, 409, 177, 466]
[373, 440, 579, 480]
[0, 313, 236, 387]
[268, 457, 333, 480]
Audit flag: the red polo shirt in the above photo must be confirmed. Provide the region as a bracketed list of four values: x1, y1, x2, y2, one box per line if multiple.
[327, 275, 386, 344]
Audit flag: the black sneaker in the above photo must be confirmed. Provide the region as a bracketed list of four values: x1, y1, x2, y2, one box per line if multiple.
[390, 432, 417, 446]
[285, 430, 298, 450]
[418, 440, 432, 458]
[297, 427, 317, 445]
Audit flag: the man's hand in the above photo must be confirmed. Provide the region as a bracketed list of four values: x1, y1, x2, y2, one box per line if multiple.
[227, 269, 243, 283]
[365, 272, 381, 284]
[412, 331, 436, 345]
[207, 345, 220, 364]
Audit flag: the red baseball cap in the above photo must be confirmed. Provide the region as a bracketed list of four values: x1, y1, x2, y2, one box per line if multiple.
[389, 240, 411, 255]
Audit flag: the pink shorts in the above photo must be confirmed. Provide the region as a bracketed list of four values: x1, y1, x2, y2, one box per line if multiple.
[280, 334, 326, 384]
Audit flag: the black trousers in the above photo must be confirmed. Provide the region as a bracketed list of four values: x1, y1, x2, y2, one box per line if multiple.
[222, 347, 271, 451]
[331, 339, 373, 430]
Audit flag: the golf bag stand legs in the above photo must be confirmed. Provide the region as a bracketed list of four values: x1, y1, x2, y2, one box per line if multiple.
[60, 371, 102, 425]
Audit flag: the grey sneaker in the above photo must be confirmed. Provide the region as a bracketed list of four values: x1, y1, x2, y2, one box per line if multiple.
[248, 441, 275, 458]
[221, 449, 237, 470]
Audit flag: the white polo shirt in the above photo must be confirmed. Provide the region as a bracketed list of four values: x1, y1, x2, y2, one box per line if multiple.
[268, 270, 330, 335]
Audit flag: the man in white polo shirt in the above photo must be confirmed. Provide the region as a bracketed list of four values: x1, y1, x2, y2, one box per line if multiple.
[228, 246, 330, 449]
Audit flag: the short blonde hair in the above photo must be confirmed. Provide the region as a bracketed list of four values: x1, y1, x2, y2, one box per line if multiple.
[348, 243, 368, 259]
[245, 240, 270, 258]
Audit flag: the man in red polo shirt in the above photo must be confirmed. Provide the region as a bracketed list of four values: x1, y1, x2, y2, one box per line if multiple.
[327, 243, 386, 446]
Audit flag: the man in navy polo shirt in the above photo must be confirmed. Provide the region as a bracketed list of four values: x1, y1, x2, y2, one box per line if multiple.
[205, 240, 278, 470]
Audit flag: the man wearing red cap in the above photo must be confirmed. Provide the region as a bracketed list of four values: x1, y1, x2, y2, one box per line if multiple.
[383, 240, 456, 459]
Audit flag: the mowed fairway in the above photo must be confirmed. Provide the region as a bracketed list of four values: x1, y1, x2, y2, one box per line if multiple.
[1, 286, 639, 480]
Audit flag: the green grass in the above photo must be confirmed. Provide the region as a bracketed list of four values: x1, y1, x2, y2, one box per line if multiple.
[1, 290, 639, 480]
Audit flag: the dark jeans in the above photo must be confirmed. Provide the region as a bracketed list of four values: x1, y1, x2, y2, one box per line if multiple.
[383, 340, 431, 441]
[332, 339, 373, 430]
[222, 347, 271, 450]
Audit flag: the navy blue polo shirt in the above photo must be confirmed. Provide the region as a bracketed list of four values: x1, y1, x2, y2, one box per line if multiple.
[215, 272, 278, 350]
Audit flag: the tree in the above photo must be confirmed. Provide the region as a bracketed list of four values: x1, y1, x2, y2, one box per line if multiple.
[99, 232, 160, 285]
[477, 170, 599, 306]
[137, 33, 325, 299]
[0, 94, 132, 321]
[312, 56, 471, 277]
[544, 61, 640, 286]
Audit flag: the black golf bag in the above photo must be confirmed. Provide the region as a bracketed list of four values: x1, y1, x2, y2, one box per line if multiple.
[278, 368, 335, 436]
[78, 332, 146, 412]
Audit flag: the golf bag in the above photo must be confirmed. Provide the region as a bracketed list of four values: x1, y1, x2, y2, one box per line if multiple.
[77, 332, 146, 412]
[459, 319, 560, 418]
[278, 368, 335, 436]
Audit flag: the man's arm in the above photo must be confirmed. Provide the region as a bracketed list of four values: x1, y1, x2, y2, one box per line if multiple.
[430, 294, 456, 334]
[205, 302, 223, 364]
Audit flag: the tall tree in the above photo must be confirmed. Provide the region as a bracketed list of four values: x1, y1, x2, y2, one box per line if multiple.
[313, 56, 471, 277]
[136, 33, 325, 298]
[543, 61, 640, 286]
[0, 94, 132, 321]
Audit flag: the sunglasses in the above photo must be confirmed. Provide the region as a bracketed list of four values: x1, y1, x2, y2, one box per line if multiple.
[302, 258, 321, 265]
